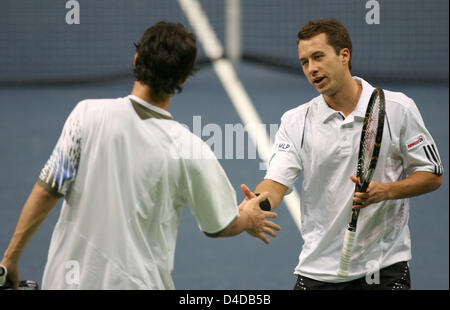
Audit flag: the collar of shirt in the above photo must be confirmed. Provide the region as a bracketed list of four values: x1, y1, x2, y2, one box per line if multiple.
[317, 76, 375, 124]
[127, 94, 173, 119]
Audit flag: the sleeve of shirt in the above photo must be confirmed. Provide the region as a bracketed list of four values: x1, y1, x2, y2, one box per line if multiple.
[264, 113, 303, 194]
[400, 98, 443, 176]
[183, 136, 238, 234]
[37, 102, 84, 197]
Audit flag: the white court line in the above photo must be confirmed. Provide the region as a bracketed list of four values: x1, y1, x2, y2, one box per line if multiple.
[178, 0, 302, 232]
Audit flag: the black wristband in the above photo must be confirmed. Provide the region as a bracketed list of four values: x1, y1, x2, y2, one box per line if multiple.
[255, 193, 271, 211]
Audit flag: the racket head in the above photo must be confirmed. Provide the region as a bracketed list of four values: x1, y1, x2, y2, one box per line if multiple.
[356, 88, 386, 192]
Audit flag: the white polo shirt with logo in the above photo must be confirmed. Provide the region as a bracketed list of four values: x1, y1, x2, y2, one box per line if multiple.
[38, 95, 238, 289]
[265, 77, 443, 283]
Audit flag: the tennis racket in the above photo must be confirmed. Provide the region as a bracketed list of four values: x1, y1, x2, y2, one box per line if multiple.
[337, 88, 385, 277]
[0, 265, 39, 290]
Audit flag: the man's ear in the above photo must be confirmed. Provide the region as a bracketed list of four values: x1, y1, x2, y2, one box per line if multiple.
[340, 48, 350, 67]
[133, 53, 139, 68]
[178, 76, 188, 85]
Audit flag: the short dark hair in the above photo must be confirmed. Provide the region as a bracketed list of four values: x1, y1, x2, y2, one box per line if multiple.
[133, 22, 197, 100]
[297, 18, 353, 70]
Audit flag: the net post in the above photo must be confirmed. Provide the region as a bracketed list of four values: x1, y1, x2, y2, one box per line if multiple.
[225, 0, 241, 63]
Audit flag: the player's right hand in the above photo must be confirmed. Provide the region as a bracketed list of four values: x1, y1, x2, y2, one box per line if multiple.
[240, 192, 280, 244]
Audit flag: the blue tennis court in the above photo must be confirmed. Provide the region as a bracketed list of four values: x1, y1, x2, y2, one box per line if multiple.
[0, 0, 448, 290]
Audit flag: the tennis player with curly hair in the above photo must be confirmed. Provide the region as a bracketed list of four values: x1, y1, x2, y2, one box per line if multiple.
[0, 21, 280, 290]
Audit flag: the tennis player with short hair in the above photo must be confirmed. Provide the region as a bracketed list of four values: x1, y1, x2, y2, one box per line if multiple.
[0, 21, 280, 290]
[244, 18, 443, 290]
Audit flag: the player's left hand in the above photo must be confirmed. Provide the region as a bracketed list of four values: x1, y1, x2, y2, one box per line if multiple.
[350, 175, 390, 209]
[0, 259, 20, 290]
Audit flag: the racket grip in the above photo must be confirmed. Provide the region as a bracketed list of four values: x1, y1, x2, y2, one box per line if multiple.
[337, 230, 356, 277]
[0, 265, 7, 286]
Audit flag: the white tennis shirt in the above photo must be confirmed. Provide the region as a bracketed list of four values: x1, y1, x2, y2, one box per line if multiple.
[265, 77, 443, 283]
[38, 95, 238, 289]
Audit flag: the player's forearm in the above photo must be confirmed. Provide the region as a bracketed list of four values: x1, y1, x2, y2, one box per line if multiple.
[254, 179, 287, 210]
[218, 212, 252, 237]
[3, 183, 58, 263]
[385, 171, 442, 200]
[354, 171, 442, 207]
[204, 211, 252, 238]
[206, 193, 279, 244]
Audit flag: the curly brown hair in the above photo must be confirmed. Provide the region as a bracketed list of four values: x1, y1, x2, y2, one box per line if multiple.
[133, 22, 197, 100]
[297, 18, 353, 71]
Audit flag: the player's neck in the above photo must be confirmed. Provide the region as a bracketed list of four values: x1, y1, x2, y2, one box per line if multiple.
[131, 81, 172, 111]
[323, 76, 361, 117]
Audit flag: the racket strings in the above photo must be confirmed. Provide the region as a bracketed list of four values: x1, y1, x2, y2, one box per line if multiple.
[360, 98, 380, 180]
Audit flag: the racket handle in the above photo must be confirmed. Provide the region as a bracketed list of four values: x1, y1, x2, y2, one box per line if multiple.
[337, 230, 356, 277]
[0, 265, 7, 286]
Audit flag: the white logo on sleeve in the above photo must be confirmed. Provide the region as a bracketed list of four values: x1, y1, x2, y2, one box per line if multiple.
[277, 142, 292, 152]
